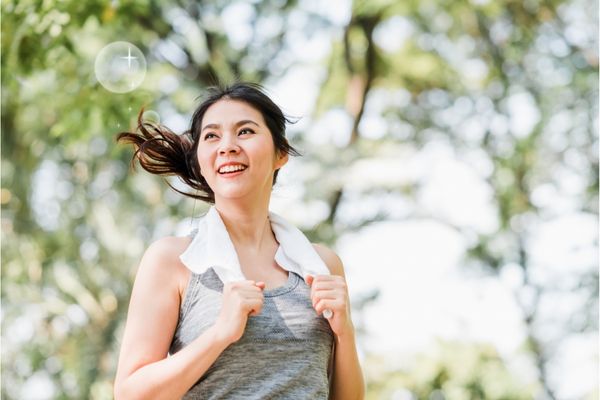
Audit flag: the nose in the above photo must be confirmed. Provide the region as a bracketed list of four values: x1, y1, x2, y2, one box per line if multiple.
[218, 132, 240, 155]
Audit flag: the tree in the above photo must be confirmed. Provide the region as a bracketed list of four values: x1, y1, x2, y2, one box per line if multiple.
[2, 0, 596, 398]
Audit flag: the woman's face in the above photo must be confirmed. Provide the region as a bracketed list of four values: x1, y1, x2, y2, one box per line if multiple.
[196, 99, 288, 200]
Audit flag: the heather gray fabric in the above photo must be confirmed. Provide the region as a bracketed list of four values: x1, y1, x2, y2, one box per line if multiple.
[168, 231, 335, 399]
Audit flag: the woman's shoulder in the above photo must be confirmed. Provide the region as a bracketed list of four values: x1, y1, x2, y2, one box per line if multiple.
[311, 243, 346, 278]
[144, 234, 194, 261]
[143, 236, 192, 264]
[138, 235, 194, 296]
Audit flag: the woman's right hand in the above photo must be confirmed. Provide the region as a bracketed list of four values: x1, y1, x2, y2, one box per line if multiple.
[214, 280, 266, 345]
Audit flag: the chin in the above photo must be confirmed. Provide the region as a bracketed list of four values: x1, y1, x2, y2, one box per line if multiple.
[215, 188, 252, 199]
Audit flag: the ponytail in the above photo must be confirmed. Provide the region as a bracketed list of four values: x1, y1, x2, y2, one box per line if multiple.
[116, 108, 215, 203]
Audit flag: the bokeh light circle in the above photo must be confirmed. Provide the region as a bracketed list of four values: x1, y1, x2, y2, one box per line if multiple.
[94, 41, 146, 93]
[142, 110, 160, 124]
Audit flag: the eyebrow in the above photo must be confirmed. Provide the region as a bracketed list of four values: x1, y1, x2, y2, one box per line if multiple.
[201, 119, 259, 133]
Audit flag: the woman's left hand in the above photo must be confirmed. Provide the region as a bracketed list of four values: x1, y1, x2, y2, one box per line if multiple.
[305, 274, 353, 338]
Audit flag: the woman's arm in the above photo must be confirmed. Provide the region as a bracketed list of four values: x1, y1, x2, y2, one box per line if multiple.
[113, 237, 231, 400]
[330, 328, 364, 400]
[312, 244, 366, 400]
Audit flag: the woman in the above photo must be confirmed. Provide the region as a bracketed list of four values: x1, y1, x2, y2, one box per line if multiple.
[113, 82, 365, 399]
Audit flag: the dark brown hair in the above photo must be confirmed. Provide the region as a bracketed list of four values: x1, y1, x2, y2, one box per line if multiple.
[116, 81, 303, 204]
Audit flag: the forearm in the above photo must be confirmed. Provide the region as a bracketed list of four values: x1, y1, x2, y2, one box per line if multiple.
[115, 325, 230, 400]
[330, 327, 365, 400]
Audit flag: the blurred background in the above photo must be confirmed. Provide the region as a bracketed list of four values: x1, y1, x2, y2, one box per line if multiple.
[2, 0, 598, 399]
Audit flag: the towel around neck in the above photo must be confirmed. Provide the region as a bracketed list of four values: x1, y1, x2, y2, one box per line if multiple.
[179, 205, 330, 285]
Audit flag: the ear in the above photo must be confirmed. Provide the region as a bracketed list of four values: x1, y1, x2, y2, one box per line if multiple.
[275, 151, 289, 171]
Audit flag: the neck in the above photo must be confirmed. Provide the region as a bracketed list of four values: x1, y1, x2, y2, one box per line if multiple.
[213, 202, 276, 255]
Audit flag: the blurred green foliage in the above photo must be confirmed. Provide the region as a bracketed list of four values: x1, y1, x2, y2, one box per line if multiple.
[2, 0, 597, 399]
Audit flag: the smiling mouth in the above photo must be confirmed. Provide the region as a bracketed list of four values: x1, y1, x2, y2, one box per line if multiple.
[218, 166, 248, 176]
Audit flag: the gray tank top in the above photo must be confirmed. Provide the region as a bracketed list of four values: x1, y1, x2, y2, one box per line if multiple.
[168, 230, 335, 399]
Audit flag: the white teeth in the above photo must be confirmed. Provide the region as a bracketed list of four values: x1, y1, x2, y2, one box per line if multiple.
[219, 165, 247, 174]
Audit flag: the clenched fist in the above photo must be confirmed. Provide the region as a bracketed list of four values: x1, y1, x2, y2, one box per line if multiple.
[213, 280, 265, 345]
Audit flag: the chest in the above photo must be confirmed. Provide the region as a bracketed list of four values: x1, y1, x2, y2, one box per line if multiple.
[237, 247, 290, 290]
[176, 269, 333, 344]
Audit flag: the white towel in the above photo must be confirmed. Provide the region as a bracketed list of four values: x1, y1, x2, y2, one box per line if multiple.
[179, 205, 331, 285]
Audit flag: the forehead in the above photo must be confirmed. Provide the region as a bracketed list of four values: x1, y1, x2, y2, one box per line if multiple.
[202, 99, 264, 126]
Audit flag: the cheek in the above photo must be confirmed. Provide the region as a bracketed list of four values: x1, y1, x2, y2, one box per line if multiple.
[249, 140, 276, 166]
[253, 153, 275, 174]
[196, 151, 212, 177]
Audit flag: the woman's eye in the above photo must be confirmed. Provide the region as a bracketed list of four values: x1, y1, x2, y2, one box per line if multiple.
[204, 129, 253, 140]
